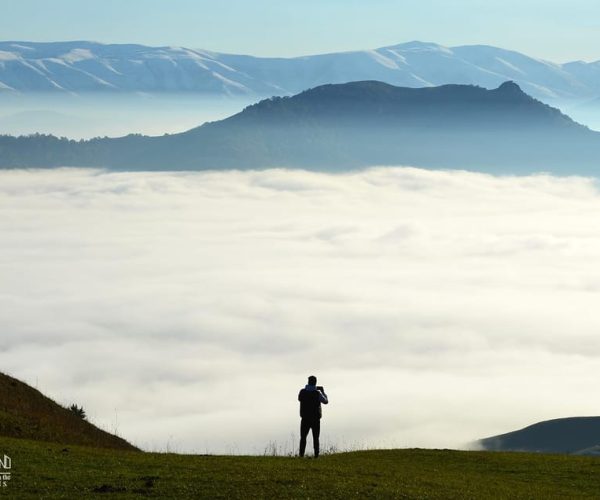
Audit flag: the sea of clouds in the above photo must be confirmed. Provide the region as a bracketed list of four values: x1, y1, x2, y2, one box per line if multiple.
[1, 166, 600, 454]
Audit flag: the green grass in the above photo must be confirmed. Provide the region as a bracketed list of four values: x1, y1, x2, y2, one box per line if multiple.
[3, 437, 600, 498]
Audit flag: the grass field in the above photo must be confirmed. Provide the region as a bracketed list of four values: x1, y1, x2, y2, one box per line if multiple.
[2, 437, 600, 498]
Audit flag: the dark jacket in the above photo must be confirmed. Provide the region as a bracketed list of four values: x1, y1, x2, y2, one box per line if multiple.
[298, 385, 328, 420]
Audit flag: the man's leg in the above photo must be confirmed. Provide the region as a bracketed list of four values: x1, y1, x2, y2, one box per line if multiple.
[312, 419, 321, 458]
[299, 419, 310, 457]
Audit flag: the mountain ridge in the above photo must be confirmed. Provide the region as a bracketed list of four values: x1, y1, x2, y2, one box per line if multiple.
[1, 40, 600, 101]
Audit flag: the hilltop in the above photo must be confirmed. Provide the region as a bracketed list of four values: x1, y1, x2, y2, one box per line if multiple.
[2, 373, 600, 496]
[0, 372, 138, 451]
[1, 81, 599, 174]
[4, 436, 600, 498]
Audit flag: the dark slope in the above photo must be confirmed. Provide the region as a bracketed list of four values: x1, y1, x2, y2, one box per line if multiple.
[1, 81, 599, 174]
[479, 417, 600, 454]
[0, 372, 138, 451]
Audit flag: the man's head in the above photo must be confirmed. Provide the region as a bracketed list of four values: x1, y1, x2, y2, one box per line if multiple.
[308, 375, 317, 386]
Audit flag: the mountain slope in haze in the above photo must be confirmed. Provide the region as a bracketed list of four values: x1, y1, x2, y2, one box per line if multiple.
[0, 372, 138, 451]
[213, 41, 591, 102]
[0, 40, 599, 102]
[479, 417, 600, 454]
[1, 81, 599, 175]
[0, 41, 281, 96]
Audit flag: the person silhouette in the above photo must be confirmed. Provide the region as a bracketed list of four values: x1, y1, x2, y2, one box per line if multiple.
[298, 375, 328, 458]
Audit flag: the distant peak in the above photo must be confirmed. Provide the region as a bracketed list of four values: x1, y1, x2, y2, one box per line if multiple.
[398, 40, 441, 48]
[381, 41, 449, 52]
[496, 81, 524, 93]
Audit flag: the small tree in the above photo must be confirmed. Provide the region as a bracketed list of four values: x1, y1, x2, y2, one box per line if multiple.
[69, 404, 87, 420]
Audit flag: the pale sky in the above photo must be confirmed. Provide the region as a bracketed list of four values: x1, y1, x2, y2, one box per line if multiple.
[2, 0, 600, 62]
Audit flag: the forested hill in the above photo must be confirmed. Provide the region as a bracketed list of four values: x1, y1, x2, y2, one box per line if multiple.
[1, 81, 599, 174]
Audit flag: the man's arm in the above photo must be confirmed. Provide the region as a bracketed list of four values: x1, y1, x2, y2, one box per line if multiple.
[298, 390, 303, 402]
[318, 390, 328, 404]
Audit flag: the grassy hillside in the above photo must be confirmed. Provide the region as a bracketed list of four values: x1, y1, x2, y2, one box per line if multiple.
[2, 372, 599, 497]
[0, 372, 138, 451]
[2, 436, 600, 498]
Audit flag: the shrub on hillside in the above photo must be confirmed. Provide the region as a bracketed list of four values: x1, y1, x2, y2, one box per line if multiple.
[69, 404, 87, 420]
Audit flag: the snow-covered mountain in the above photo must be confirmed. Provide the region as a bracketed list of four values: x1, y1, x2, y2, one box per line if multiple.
[0, 41, 282, 95]
[1, 40, 600, 102]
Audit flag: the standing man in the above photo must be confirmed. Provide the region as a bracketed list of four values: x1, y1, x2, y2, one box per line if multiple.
[298, 375, 329, 458]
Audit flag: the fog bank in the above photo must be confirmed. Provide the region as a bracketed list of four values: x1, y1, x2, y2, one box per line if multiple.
[0, 93, 251, 139]
[1, 166, 599, 453]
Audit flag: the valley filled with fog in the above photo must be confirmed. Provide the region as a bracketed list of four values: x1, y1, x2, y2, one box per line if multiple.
[0, 93, 253, 139]
[1, 166, 599, 453]
[564, 104, 600, 132]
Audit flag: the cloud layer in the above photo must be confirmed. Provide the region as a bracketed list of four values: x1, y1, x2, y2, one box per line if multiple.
[1, 166, 600, 453]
